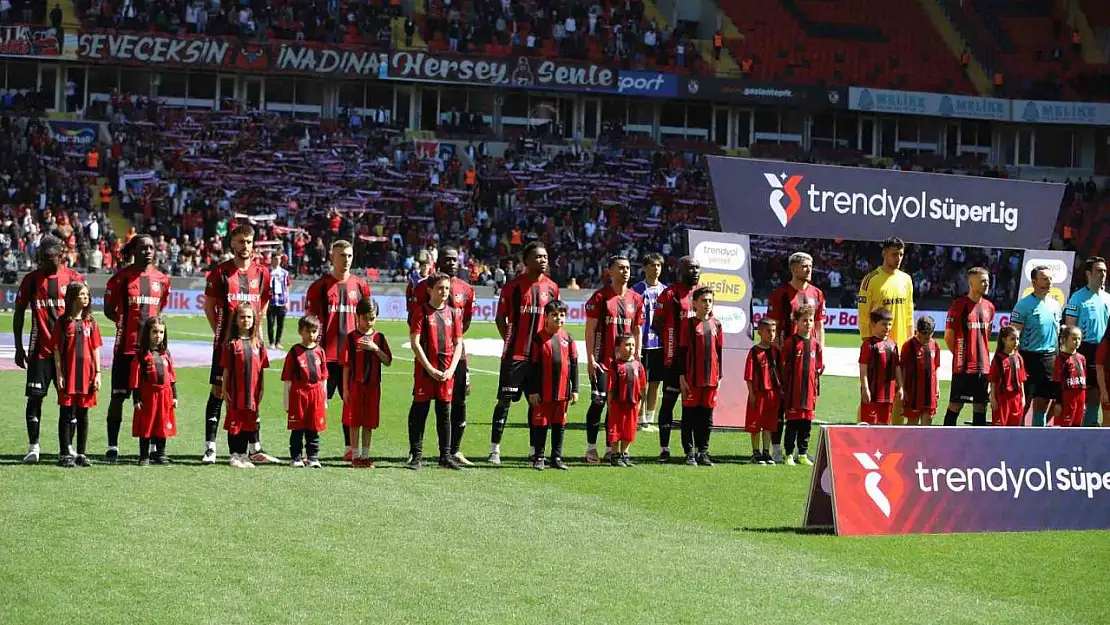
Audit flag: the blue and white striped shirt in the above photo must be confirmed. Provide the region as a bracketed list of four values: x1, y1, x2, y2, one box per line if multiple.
[270, 267, 290, 307]
[632, 280, 666, 350]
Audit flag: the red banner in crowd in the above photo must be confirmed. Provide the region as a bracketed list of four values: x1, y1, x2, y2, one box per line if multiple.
[76, 31, 618, 88]
[0, 24, 61, 57]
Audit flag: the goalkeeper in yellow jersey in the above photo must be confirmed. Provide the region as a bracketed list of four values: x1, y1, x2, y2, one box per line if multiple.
[857, 237, 915, 424]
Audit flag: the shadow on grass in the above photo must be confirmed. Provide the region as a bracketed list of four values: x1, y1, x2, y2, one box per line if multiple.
[738, 526, 835, 536]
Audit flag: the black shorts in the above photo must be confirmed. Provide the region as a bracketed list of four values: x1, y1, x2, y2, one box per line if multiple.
[643, 349, 665, 383]
[24, 355, 56, 398]
[327, 362, 345, 400]
[209, 347, 223, 385]
[1079, 342, 1100, 391]
[497, 359, 528, 402]
[1021, 351, 1059, 400]
[590, 368, 609, 403]
[950, 373, 990, 405]
[111, 353, 135, 398]
[663, 363, 682, 396]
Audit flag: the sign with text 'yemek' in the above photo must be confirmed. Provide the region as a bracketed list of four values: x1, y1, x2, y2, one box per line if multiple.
[804, 426, 1110, 536]
[706, 157, 1065, 249]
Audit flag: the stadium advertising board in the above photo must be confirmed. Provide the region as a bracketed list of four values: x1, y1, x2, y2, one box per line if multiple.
[681, 77, 845, 109]
[0, 24, 61, 57]
[706, 156, 1065, 249]
[615, 71, 679, 97]
[1016, 249, 1075, 308]
[688, 229, 753, 429]
[804, 426, 1110, 535]
[1014, 99, 1110, 126]
[848, 87, 1010, 121]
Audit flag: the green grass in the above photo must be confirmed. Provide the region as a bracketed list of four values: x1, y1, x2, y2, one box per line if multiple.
[0, 314, 1107, 625]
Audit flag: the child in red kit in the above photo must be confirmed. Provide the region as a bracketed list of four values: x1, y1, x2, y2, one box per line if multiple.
[679, 286, 724, 467]
[859, 308, 901, 425]
[900, 316, 941, 426]
[781, 304, 824, 466]
[222, 302, 270, 468]
[283, 315, 328, 468]
[607, 334, 647, 467]
[1053, 325, 1086, 427]
[745, 317, 781, 465]
[343, 298, 392, 468]
[129, 316, 178, 466]
[51, 282, 102, 467]
[990, 325, 1026, 426]
[526, 299, 578, 471]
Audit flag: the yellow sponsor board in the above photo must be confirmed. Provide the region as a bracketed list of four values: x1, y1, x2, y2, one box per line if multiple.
[699, 272, 747, 303]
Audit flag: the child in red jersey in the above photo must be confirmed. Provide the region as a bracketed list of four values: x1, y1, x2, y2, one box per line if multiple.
[283, 315, 329, 468]
[222, 302, 270, 468]
[900, 316, 941, 426]
[129, 316, 178, 466]
[859, 308, 902, 425]
[343, 299, 392, 468]
[527, 300, 579, 471]
[51, 282, 102, 467]
[679, 286, 724, 467]
[745, 317, 781, 465]
[1053, 325, 1086, 427]
[781, 304, 824, 466]
[607, 334, 647, 467]
[989, 325, 1026, 426]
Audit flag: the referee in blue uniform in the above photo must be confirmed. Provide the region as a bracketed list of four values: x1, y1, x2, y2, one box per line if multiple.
[1009, 265, 1062, 426]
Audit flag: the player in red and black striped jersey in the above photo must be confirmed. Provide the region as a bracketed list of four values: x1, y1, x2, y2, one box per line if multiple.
[102, 234, 171, 462]
[943, 267, 995, 427]
[406, 247, 475, 466]
[13, 235, 84, 463]
[676, 286, 723, 466]
[488, 242, 559, 466]
[858, 308, 902, 425]
[606, 336, 648, 467]
[526, 300, 578, 470]
[650, 255, 701, 462]
[900, 316, 941, 426]
[407, 273, 465, 471]
[781, 304, 824, 465]
[51, 282, 102, 467]
[305, 240, 372, 459]
[221, 303, 270, 468]
[202, 225, 273, 464]
[583, 255, 644, 463]
[342, 299, 393, 467]
[1055, 326, 1086, 427]
[989, 326, 1026, 426]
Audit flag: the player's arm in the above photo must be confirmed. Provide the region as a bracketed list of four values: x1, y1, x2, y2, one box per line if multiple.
[525, 343, 542, 403]
[495, 284, 511, 340]
[859, 367, 871, 404]
[53, 338, 63, 389]
[569, 340, 580, 401]
[462, 288, 475, 333]
[284, 380, 291, 412]
[204, 270, 222, 333]
[904, 278, 915, 343]
[376, 335, 393, 367]
[857, 277, 872, 341]
[585, 316, 599, 372]
[816, 295, 826, 350]
[12, 276, 30, 366]
[92, 333, 103, 390]
[944, 301, 959, 356]
[651, 293, 667, 337]
[103, 274, 120, 322]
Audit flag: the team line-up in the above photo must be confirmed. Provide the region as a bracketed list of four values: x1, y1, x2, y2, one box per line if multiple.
[13, 230, 1110, 471]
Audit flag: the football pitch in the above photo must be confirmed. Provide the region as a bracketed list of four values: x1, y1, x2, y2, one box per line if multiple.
[0, 314, 1107, 625]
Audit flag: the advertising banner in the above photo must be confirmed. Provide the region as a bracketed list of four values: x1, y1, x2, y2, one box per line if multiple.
[0, 24, 61, 57]
[615, 71, 678, 97]
[1016, 249, 1075, 308]
[688, 229, 753, 429]
[849, 87, 1010, 121]
[706, 156, 1065, 249]
[1014, 99, 1110, 126]
[680, 77, 843, 109]
[47, 120, 100, 146]
[805, 425, 1110, 535]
